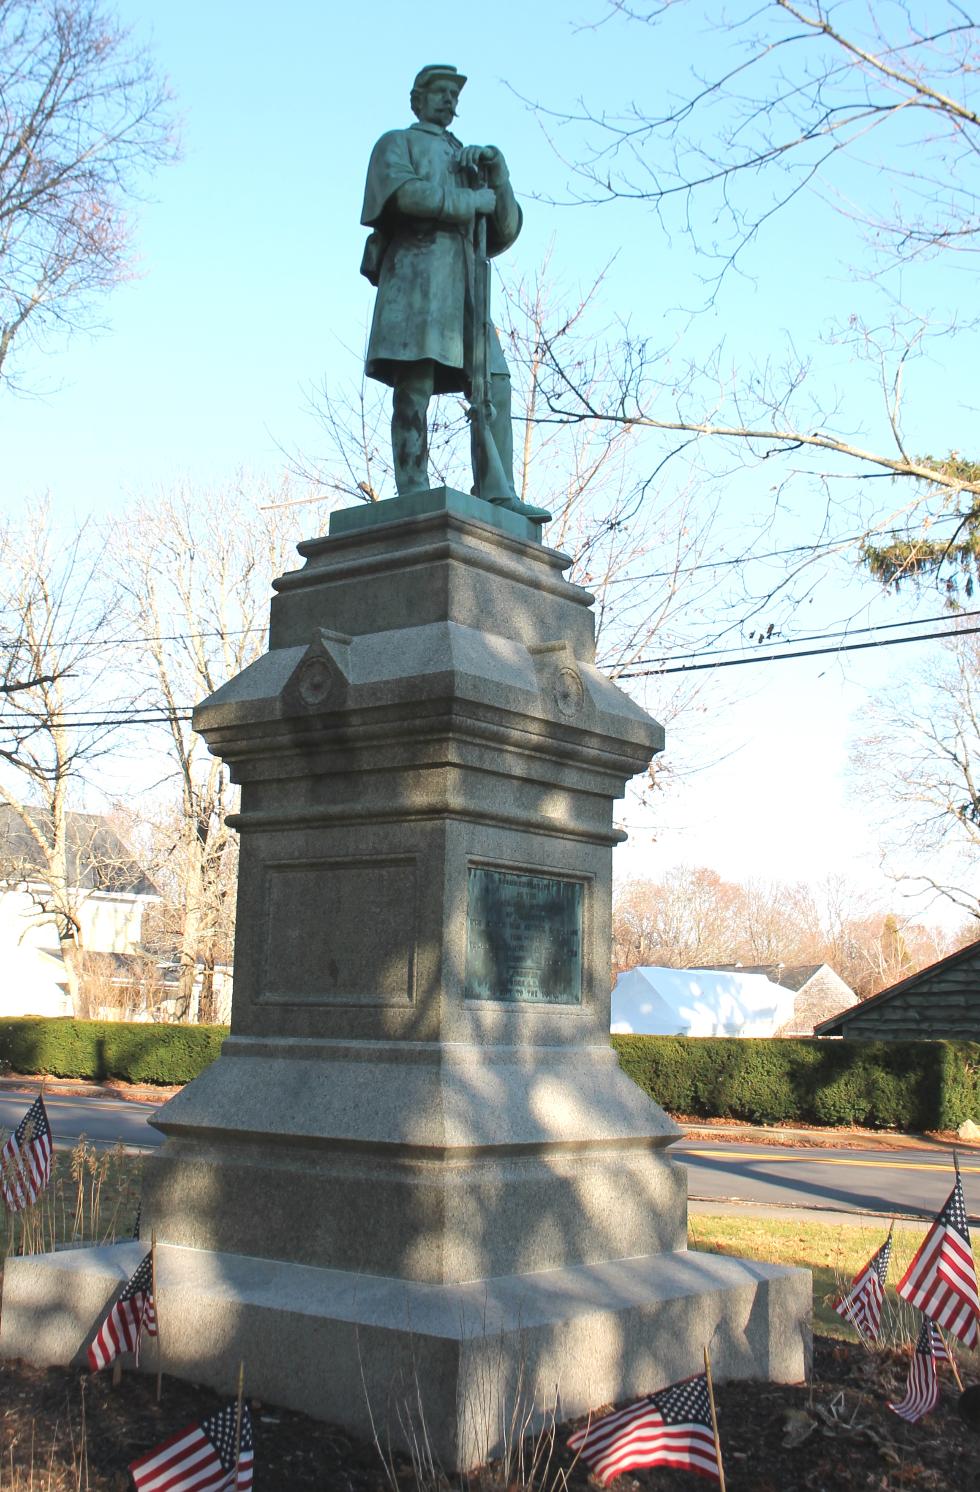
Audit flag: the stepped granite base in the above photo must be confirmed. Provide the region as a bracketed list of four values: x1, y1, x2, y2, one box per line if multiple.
[1, 1239, 809, 1468]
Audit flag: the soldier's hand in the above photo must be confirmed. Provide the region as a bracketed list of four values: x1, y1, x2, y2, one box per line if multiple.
[473, 187, 497, 215]
[481, 147, 508, 186]
[460, 146, 509, 186]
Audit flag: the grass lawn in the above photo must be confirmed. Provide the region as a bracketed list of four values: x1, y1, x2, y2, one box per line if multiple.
[689, 1211, 975, 1362]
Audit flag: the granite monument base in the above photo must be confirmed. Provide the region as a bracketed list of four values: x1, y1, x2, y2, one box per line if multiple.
[0, 489, 811, 1467]
[1, 1239, 809, 1469]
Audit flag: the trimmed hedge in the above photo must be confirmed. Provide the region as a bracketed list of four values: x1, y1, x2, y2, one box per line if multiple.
[5, 1020, 978, 1127]
[0, 1018, 228, 1086]
[612, 1035, 980, 1132]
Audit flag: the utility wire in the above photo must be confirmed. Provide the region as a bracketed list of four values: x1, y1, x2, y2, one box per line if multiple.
[0, 626, 258, 652]
[11, 602, 978, 703]
[8, 618, 980, 728]
[639, 607, 980, 666]
[2, 516, 965, 651]
[600, 509, 971, 587]
[620, 622, 980, 678]
[603, 536, 850, 585]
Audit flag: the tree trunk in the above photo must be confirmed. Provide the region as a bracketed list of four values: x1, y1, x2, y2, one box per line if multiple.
[198, 955, 217, 1025]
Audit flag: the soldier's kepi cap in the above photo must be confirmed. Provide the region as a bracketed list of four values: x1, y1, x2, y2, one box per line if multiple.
[413, 64, 467, 92]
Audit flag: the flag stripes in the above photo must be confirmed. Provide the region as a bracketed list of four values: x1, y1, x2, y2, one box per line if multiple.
[834, 1229, 892, 1341]
[927, 1318, 951, 1364]
[0, 1095, 52, 1212]
[889, 1317, 939, 1424]
[130, 1401, 253, 1491]
[896, 1175, 980, 1349]
[87, 1252, 157, 1372]
[568, 1373, 719, 1485]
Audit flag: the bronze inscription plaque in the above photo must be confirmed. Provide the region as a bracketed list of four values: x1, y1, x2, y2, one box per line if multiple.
[465, 867, 582, 1005]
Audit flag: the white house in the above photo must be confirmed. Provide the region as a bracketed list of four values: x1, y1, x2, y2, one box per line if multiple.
[701, 962, 858, 1036]
[0, 806, 158, 1018]
[611, 965, 797, 1037]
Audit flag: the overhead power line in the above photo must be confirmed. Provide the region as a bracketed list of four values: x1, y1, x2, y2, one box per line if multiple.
[0, 626, 259, 652]
[601, 509, 972, 587]
[9, 599, 978, 698]
[603, 536, 851, 586]
[638, 607, 980, 667]
[619, 622, 980, 678]
[6, 619, 980, 731]
[0, 513, 969, 653]
[1, 712, 193, 735]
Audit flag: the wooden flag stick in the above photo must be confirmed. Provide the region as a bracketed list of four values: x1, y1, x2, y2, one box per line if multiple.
[112, 1220, 126, 1384]
[703, 1346, 727, 1492]
[233, 1360, 246, 1486]
[152, 1232, 162, 1403]
[939, 1326, 964, 1391]
[111, 1228, 124, 1383]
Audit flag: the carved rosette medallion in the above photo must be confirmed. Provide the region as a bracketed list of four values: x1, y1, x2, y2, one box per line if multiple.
[295, 656, 337, 709]
[553, 665, 585, 718]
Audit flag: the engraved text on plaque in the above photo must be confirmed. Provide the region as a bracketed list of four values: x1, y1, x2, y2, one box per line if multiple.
[465, 867, 583, 1004]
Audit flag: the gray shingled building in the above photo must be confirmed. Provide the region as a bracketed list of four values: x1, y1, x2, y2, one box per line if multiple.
[814, 940, 980, 1040]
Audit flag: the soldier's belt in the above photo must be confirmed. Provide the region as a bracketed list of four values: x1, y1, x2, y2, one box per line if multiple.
[396, 220, 468, 244]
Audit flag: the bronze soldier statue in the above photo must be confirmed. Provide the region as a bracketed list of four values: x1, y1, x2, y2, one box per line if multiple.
[360, 64, 549, 523]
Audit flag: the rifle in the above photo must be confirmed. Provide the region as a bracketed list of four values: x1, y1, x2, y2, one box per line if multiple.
[468, 174, 514, 503]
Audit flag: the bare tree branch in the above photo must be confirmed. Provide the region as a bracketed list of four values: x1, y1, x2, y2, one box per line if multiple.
[0, 0, 176, 385]
[110, 477, 334, 1021]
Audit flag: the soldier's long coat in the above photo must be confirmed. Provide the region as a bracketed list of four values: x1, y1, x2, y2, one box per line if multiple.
[360, 120, 521, 393]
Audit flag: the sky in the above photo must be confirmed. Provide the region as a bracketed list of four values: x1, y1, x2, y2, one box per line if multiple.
[4, 1, 977, 928]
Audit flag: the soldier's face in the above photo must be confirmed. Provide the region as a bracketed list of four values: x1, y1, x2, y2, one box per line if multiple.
[418, 82, 460, 127]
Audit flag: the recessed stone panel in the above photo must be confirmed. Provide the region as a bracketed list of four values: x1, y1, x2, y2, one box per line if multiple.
[260, 857, 416, 1005]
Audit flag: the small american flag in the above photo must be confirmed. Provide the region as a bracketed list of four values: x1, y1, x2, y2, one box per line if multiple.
[927, 1317, 952, 1363]
[568, 1372, 720, 1485]
[0, 1095, 52, 1212]
[896, 1173, 980, 1348]
[834, 1227, 892, 1340]
[87, 1250, 157, 1371]
[130, 1400, 253, 1491]
[889, 1316, 939, 1424]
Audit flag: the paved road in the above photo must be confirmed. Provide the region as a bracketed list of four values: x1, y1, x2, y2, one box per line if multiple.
[3, 1092, 977, 1221]
[674, 1139, 979, 1222]
[0, 1091, 161, 1152]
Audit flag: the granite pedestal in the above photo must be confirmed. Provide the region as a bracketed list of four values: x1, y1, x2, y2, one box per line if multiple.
[0, 489, 810, 1468]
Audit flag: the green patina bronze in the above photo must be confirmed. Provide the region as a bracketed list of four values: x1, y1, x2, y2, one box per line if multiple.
[464, 866, 584, 1005]
[359, 64, 550, 530]
[328, 485, 543, 542]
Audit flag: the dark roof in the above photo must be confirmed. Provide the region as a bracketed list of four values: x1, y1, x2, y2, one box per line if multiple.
[813, 938, 980, 1035]
[0, 805, 158, 897]
[700, 963, 827, 992]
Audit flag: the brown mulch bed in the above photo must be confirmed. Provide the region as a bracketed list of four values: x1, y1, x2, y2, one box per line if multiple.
[0, 1074, 182, 1105]
[0, 1337, 977, 1490]
[674, 1118, 980, 1154]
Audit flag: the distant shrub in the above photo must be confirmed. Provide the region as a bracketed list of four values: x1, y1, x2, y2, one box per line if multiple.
[612, 1035, 980, 1132]
[0, 1018, 227, 1086]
